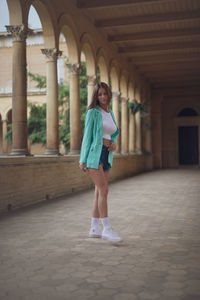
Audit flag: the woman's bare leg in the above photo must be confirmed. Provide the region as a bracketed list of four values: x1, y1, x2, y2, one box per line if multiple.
[88, 165, 109, 218]
[92, 185, 100, 218]
[92, 170, 109, 218]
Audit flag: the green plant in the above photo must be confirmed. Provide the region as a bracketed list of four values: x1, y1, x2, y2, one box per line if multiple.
[128, 99, 144, 115]
[28, 72, 46, 89]
[27, 102, 46, 145]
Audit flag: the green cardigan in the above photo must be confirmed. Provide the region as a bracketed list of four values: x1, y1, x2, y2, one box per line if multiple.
[79, 106, 119, 169]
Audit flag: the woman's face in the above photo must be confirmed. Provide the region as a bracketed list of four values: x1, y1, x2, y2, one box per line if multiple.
[98, 87, 109, 107]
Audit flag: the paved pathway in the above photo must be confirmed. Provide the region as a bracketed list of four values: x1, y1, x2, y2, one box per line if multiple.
[0, 169, 200, 300]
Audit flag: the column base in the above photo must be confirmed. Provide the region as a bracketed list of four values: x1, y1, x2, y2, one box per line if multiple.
[136, 150, 143, 155]
[10, 148, 30, 156]
[45, 148, 60, 156]
[67, 150, 80, 155]
[121, 151, 129, 155]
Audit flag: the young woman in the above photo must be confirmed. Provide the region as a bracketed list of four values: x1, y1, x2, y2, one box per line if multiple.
[79, 82, 122, 242]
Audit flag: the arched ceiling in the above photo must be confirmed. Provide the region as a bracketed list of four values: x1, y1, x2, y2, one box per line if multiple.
[77, 0, 200, 89]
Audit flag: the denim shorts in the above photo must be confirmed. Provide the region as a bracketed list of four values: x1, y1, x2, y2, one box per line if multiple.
[99, 145, 111, 172]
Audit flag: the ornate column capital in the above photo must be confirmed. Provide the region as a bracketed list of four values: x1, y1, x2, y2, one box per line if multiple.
[86, 75, 96, 85]
[66, 63, 81, 75]
[112, 91, 121, 100]
[6, 24, 32, 42]
[41, 48, 62, 62]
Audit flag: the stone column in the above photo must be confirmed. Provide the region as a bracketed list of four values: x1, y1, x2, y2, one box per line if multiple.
[87, 75, 96, 106]
[6, 25, 30, 155]
[121, 97, 129, 154]
[112, 91, 120, 153]
[129, 104, 135, 153]
[136, 111, 142, 153]
[66, 63, 81, 154]
[2, 120, 8, 153]
[41, 48, 62, 155]
[0, 120, 2, 153]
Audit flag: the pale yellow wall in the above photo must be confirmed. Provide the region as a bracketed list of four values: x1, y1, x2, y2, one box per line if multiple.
[0, 41, 69, 94]
[0, 47, 12, 93]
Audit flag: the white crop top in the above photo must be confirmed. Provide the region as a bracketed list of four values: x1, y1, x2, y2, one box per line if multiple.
[100, 108, 117, 140]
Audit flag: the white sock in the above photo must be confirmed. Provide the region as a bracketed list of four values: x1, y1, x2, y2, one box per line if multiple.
[101, 217, 111, 229]
[91, 217, 100, 228]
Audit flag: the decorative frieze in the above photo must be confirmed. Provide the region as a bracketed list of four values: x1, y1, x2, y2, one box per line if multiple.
[41, 48, 62, 62]
[6, 24, 32, 42]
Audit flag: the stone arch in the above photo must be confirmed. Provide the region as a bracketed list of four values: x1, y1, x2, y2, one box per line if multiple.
[27, 0, 56, 48]
[6, 109, 12, 123]
[58, 14, 80, 63]
[80, 33, 96, 76]
[96, 48, 109, 84]
[109, 60, 119, 91]
[6, 0, 24, 25]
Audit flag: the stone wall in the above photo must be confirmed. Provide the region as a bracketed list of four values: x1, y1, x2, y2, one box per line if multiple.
[0, 154, 153, 214]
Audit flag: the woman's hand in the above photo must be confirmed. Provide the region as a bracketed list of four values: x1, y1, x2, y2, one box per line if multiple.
[80, 163, 87, 172]
[108, 142, 116, 152]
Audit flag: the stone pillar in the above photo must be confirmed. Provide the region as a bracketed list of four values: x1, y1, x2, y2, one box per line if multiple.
[6, 25, 30, 155]
[121, 97, 129, 154]
[41, 48, 62, 155]
[87, 75, 96, 106]
[136, 111, 142, 154]
[0, 120, 2, 153]
[2, 120, 8, 153]
[129, 105, 135, 153]
[66, 63, 81, 154]
[112, 91, 120, 153]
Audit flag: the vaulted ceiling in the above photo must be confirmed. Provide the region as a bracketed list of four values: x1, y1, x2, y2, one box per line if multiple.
[77, 0, 200, 89]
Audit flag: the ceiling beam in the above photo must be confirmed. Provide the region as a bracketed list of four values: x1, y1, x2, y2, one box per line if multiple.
[138, 61, 200, 72]
[148, 76, 200, 83]
[152, 86, 200, 95]
[95, 10, 200, 27]
[119, 41, 200, 54]
[144, 70, 200, 78]
[77, 0, 168, 9]
[151, 76, 200, 82]
[152, 80, 200, 88]
[108, 28, 200, 42]
[131, 54, 200, 64]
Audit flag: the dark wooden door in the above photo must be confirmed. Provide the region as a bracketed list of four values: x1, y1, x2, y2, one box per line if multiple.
[178, 126, 199, 165]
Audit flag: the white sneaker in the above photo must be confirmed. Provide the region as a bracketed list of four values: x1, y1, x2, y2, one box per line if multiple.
[102, 227, 122, 242]
[89, 227, 102, 238]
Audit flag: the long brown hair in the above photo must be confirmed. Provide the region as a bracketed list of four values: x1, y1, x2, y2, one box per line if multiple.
[87, 82, 112, 110]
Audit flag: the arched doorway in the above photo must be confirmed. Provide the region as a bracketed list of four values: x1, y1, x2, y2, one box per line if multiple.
[178, 108, 199, 165]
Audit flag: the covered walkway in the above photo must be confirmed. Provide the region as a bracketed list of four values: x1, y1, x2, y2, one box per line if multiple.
[0, 169, 200, 300]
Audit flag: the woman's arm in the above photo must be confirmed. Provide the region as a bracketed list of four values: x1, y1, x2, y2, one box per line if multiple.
[79, 109, 94, 169]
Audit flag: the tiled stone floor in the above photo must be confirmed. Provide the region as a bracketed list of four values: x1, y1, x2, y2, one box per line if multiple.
[0, 169, 200, 300]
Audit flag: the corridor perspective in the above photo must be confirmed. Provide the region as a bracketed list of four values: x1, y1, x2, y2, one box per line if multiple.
[0, 0, 200, 299]
[0, 169, 200, 300]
